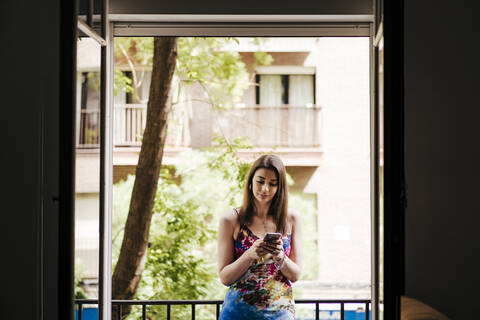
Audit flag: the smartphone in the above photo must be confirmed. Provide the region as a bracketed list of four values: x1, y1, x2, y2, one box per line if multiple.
[263, 232, 282, 242]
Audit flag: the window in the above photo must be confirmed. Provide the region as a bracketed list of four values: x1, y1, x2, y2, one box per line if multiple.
[255, 66, 316, 107]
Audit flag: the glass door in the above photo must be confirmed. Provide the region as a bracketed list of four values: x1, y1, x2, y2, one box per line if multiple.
[75, 1, 112, 318]
[74, 35, 102, 318]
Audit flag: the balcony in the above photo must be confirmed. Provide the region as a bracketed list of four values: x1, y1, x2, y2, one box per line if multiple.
[76, 104, 323, 167]
[75, 298, 371, 320]
[217, 106, 322, 148]
[76, 105, 190, 149]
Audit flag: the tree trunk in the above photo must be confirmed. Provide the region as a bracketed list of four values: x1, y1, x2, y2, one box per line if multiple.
[112, 37, 178, 318]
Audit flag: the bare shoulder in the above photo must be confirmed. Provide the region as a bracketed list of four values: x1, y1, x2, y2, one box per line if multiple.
[288, 208, 301, 223]
[221, 208, 238, 222]
[219, 208, 241, 239]
[287, 208, 301, 233]
[219, 208, 240, 228]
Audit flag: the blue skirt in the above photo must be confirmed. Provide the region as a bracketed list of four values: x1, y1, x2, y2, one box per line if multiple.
[219, 289, 294, 320]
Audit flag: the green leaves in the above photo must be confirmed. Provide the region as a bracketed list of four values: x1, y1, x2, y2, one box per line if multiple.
[176, 37, 250, 110]
[113, 69, 133, 97]
[253, 51, 274, 69]
[114, 37, 268, 109]
[112, 147, 250, 319]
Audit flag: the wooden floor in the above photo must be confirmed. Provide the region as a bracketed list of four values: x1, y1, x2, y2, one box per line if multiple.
[401, 296, 450, 320]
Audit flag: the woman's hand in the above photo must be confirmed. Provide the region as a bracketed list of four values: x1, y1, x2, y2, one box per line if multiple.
[262, 238, 284, 262]
[245, 239, 268, 262]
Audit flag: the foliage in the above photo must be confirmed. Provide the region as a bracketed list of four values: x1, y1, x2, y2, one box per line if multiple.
[74, 258, 88, 300]
[175, 38, 250, 109]
[251, 38, 275, 69]
[85, 128, 99, 145]
[114, 37, 271, 109]
[114, 69, 133, 97]
[113, 141, 250, 319]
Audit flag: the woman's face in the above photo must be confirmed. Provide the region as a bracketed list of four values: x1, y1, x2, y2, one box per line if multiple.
[251, 168, 278, 204]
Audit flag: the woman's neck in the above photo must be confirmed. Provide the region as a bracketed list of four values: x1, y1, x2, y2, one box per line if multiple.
[254, 201, 270, 218]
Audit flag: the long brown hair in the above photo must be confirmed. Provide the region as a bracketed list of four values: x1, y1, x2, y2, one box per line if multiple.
[238, 154, 288, 235]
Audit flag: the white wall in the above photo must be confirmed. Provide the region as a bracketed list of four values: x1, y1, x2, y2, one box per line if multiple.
[75, 194, 100, 279]
[305, 38, 371, 288]
[404, 1, 479, 318]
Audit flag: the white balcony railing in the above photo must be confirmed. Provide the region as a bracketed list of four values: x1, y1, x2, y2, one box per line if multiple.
[217, 106, 322, 148]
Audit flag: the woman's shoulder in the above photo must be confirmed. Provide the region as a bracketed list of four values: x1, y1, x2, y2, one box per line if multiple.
[219, 208, 242, 239]
[287, 208, 301, 221]
[287, 208, 301, 231]
[220, 207, 241, 225]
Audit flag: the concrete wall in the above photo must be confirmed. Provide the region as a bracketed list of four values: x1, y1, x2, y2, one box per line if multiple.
[404, 1, 479, 318]
[305, 38, 371, 287]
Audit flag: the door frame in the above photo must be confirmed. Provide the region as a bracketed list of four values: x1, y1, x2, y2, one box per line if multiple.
[61, 11, 406, 320]
[378, 0, 406, 318]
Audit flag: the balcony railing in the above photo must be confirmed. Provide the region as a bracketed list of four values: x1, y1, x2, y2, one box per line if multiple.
[113, 104, 146, 146]
[75, 298, 370, 320]
[77, 109, 101, 147]
[217, 106, 322, 148]
[76, 105, 322, 149]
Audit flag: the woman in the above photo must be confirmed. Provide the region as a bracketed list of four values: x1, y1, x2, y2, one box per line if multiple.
[218, 155, 303, 320]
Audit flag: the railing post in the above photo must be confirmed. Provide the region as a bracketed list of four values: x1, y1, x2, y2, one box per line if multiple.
[167, 304, 171, 320]
[78, 303, 83, 320]
[216, 302, 220, 320]
[315, 302, 319, 320]
[142, 304, 146, 320]
[191, 303, 195, 320]
[117, 305, 121, 320]
[340, 302, 345, 320]
[365, 302, 370, 320]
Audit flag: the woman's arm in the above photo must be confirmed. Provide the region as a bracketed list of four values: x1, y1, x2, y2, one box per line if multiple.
[265, 210, 303, 282]
[217, 211, 265, 286]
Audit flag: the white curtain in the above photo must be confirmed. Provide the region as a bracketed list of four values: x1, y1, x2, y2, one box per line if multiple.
[289, 75, 314, 107]
[287, 75, 315, 147]
[259, 75, 283, 107]
[114, 83, 127, 104]
[137, 70, 151, 103]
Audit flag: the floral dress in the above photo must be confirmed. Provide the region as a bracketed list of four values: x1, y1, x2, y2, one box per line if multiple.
[219, 224, 295, 320]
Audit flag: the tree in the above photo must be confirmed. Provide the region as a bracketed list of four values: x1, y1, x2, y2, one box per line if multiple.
[111, 37, 267, 318]
[112, 38, 178, 316]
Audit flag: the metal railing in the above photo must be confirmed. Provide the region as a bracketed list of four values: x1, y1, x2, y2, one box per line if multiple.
[77, 109, 101, 147]
[75, 298, 370, 320]
[76, 104, 322, 149]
